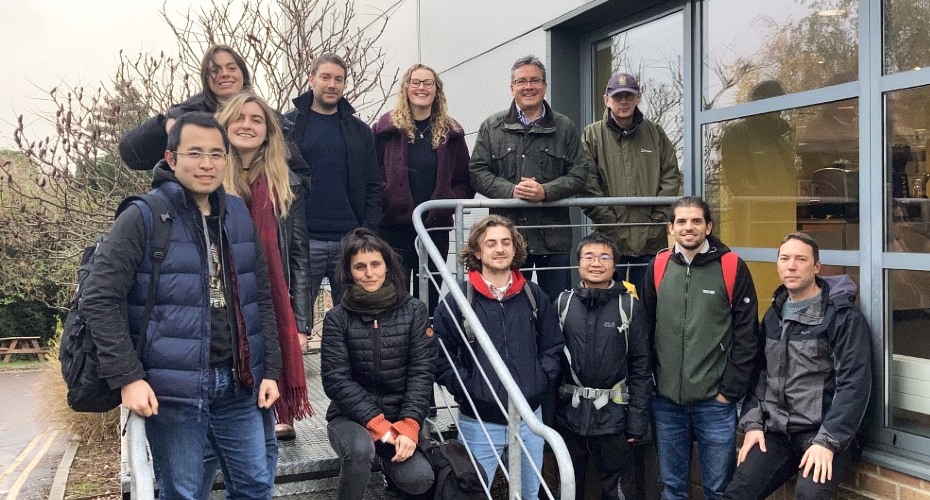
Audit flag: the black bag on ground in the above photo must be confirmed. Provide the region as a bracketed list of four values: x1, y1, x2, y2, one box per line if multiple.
[60, 194, 173, 412]
[420, 438, 488, 500]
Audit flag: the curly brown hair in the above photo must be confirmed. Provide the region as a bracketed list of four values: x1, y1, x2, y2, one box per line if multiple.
[458, 215, 527, 271]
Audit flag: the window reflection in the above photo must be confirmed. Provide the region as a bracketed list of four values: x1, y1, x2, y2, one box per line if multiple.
[884, 0, 930, 74]
[705, 99, 860, 252]
[703, 0, 857, 109]
[593, 11, 684, 164]
[885, 86, 930, 254]
[888, 269, 930, 437]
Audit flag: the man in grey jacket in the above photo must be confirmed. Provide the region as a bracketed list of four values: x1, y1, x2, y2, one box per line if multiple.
[469, 55, 589, 301]
[582, 72, 682, 289]
[724, 232, 872, 500]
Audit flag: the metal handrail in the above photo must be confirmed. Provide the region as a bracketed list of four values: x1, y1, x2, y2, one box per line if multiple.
[412, 195, 678, 499]
[121, 408, 154, 499]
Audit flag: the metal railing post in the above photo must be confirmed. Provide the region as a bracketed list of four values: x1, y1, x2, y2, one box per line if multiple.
[122, 408, 154, 500]
[507, 400, 522, 500]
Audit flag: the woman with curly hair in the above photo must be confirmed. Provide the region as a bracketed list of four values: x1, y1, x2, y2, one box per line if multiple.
[372, 64, 474, 313]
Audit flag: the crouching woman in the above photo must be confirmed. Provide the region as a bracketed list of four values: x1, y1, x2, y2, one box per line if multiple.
[321, 228, 437, 500]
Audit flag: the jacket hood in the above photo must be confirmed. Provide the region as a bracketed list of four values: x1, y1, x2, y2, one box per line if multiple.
[770, 274, 858, 318]
[175, 93, 208, 111]
[467, 269, 528, 300]
[604, 106, 645, 136]
[573, 281, 626, 309]
[291, 90, 358, 118]
[372, 111, 465, 140]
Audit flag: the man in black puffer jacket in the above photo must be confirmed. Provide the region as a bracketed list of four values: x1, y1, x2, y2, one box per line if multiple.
[555, 233, 652, 500]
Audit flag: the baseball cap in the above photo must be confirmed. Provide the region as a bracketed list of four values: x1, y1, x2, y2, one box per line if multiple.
[605, 73, 640, 96]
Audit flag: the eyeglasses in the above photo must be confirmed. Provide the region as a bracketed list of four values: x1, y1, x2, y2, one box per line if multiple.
[580, 254, 614, 264]
[511, 78, 546, 87]
[409, 79, 436, 88]
[173, 151, 228, 163]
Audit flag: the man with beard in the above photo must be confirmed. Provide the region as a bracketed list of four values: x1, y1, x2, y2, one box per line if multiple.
[641, 196, 760, 500]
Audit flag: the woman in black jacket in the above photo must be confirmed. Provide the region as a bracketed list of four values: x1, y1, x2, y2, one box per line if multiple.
[321, 228, 436, 500]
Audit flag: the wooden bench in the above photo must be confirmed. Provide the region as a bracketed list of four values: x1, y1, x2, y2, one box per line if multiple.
[891, 354, 930, 414]
[0, 336, 49, 363]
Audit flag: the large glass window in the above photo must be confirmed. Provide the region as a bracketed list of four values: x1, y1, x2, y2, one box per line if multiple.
[885, 86, 930, 253]
[884, 0, 930, 74]
[704, 99, 860, 255]
[888, 269, 930, 438]
[592, 11, 684, 164]
[703, 0, 858, 109]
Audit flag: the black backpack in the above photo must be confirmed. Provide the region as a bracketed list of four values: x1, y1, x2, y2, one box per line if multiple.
[419, 438, 489, 500]
[60, 194, 173, 413]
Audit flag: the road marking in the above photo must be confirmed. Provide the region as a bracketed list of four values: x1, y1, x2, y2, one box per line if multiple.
[0, 430, 47, 487]
[4, 429, 59, 500]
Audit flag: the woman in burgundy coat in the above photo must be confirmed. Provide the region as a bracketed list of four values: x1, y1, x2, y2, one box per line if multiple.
[372, 64, 474, 314]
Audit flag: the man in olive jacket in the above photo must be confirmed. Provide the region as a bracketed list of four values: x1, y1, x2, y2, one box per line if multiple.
[641, 197, 759, 500]
[469, 55, 589, 301]
[583, 72, 682, 289]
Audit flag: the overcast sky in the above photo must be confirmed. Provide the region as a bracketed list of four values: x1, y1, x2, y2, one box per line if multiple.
[0, 0, 190, 148]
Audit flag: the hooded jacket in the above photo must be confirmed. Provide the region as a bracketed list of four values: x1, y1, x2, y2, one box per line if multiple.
[740, 276, 871, 453]
[82, 162, 281, 420]
[469, 101, 589, 254]
[433, 270, 565, 425]
[555, 282, 653, 438]
[285, 91, 382, 231]
[372, 112, 474, 229]
[641, 236, 760, 404]
[582, 108, 682, 257]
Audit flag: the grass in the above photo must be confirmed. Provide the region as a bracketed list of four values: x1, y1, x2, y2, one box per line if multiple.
[0, 357, 50, 371]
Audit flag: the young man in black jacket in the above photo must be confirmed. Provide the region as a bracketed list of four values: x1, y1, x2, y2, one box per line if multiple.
[724, 233, 871, 500]
[83, 112, 281, 500]
[555, 233, 652, 500]
[433, 214, 564, 500]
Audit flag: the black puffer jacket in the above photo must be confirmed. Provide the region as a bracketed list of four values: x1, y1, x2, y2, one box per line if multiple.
[321, 294, 436, 425]
[555, 283, 652, 439]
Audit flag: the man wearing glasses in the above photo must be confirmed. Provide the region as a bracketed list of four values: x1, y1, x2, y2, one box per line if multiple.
[285, 52, 382, 338]
[82, 112, 281, 499]
[582, 72, 682, 291]
[554, 233, 652, 500]
[469, 55, 589, 302]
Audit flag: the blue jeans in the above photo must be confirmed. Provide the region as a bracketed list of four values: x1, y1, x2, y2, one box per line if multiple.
[456, 407, 545, 500]
[522, 254, 571, 302]
[653, 396, 736, 500]
[309, 239, 346, 325]
[145, 368, 273, 500]
[201, 405, 277, 498]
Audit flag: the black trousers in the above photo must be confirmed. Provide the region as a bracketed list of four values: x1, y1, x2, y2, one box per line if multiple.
[723, 430, 857, 500]
[380, 225, 450, 316]
[561, 429, 636, 500]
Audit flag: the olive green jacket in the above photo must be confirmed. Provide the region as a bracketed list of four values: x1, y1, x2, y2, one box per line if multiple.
[469, 100, 589, 254]
[582, 108, 682, 256]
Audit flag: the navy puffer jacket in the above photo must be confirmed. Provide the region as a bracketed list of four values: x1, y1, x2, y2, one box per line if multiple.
[321, 294, 436, 426]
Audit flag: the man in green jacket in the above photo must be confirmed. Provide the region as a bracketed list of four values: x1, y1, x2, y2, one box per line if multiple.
[470, 55, 590, 301]
[582, 72, 682, 289]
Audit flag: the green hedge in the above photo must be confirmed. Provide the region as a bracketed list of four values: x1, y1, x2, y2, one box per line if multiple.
[0, 300, 62, 346]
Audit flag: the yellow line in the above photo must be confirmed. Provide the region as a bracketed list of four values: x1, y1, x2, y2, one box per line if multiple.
[5, 429, 59, 500]
[0, 430, 47, 487]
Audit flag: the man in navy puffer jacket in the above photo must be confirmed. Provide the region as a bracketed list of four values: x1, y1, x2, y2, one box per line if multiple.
[83, 112, 281, 500]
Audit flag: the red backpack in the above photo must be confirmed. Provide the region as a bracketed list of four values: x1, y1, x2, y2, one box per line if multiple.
[653, 249, 739, 305]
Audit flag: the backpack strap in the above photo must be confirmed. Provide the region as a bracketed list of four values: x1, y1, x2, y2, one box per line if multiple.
[653, 249, 672, 294]
[524, 285, 537, 322]
[116, 194, 174, 360]
[721, 252, 739, 306]
[557, 290, 574, 328]
[462, 282, 475, 343]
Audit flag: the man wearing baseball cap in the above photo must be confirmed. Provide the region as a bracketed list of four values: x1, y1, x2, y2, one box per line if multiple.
[582, 72, 682, 290]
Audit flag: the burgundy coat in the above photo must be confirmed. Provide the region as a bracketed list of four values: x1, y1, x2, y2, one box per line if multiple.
[372, 112, 474, 229]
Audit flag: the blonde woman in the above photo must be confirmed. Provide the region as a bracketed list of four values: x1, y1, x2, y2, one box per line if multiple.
[217, 92, 313, 441]
[372, 64, 473, 313]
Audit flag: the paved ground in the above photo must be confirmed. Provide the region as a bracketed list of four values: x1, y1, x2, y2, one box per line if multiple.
[0, 368, 71, 500]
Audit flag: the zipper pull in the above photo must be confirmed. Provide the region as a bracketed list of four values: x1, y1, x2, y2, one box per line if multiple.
[373, 319, 379, 329]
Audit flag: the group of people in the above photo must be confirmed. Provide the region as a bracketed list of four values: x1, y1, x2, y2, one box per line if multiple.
[80, 44, 874, 500]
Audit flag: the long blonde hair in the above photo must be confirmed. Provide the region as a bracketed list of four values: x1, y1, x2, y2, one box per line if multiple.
[390, 64, 461, 149]
[216, 92, 294, 217]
